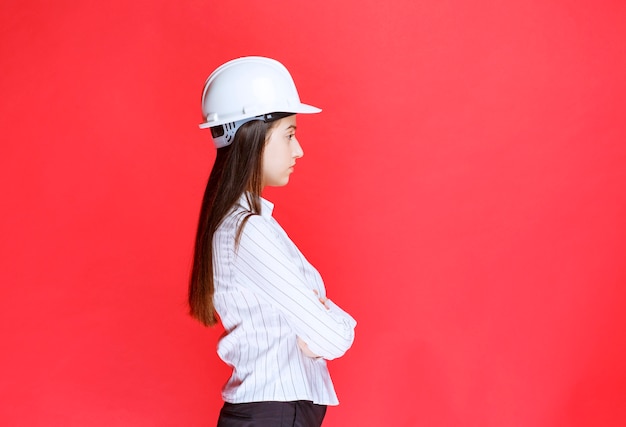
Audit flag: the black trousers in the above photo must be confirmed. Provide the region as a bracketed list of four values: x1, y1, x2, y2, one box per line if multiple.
[217, 401, 327, 427]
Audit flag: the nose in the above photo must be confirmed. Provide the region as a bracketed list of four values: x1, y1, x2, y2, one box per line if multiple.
[293, 137, 304, 159]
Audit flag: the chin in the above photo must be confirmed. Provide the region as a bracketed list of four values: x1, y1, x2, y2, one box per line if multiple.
[266, 179, 290, 187]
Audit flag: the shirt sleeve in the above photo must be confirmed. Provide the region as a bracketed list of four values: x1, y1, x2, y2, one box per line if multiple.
[233, 214, 356, 360]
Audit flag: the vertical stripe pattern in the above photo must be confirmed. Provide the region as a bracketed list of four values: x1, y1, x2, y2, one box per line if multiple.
[212, 195, 357, 405]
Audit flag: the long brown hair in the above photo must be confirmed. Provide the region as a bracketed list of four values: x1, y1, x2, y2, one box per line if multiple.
[188, 119, 278, 326]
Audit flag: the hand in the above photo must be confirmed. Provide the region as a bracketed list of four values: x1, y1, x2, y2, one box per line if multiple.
[313, 290, 329, 309]
[297, 336, 321, 358]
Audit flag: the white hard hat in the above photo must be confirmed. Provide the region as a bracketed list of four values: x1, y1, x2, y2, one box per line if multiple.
[199, 56, 321, 148]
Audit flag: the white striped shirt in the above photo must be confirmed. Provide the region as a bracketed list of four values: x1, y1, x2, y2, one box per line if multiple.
[212, 195, 356, 405]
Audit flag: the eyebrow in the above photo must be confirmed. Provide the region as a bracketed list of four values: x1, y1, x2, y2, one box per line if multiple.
[283, 125, 297, 131]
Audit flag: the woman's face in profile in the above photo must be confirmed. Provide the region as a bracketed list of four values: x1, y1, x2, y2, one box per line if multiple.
[262, 115, 303, 188]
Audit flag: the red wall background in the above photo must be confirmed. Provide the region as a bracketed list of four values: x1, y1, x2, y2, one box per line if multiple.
[1, 1, 625, 426]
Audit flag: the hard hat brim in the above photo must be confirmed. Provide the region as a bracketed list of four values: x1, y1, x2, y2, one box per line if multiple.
[199, 103, 321, 129]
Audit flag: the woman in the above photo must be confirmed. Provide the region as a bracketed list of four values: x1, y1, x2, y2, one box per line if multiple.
[189, 56, 357, 427]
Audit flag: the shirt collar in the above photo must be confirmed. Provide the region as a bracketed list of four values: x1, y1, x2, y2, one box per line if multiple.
[237, 193, 274, 218]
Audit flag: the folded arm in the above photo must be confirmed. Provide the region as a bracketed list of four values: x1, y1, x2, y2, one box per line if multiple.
[234, 215, 356, 360]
